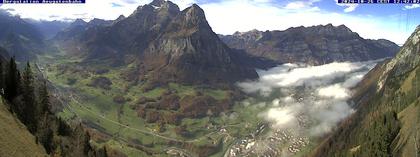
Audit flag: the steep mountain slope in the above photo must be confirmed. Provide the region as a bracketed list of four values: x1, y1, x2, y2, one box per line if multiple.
[54, 0, 266, 85]
[0, 50, 104, 157]
[0, 10, 46, 61]
[138, 4, 258, 84]
[219, 24, 400, 65]
[0, 98, 47, 157]
[311, 26, 420, 157]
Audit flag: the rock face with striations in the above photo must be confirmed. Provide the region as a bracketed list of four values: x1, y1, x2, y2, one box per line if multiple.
[54, 0, 261, 85]
[219, 24, 400, 65]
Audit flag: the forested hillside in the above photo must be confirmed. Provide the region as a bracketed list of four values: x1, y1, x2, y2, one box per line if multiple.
[311, 26, 420, 157]
[0, 53, 105, 156]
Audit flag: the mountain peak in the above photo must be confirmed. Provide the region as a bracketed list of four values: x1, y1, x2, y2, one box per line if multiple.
[116, 15, 125, 20]
[73, 19, 87, 25]
[188, 4, 204, 14]
[69, 19, 88, 28]
[183, 4, 207, 26]
[220, 23, 399, 64]
[414, 25, 420, 36]
[337, 24, 352, 32]
[295, 24, 355, 37]
[150, 0, 167, 6]
[149, 0, 179, 10]
[132, 0, 179, 16]
[87, 18, 112, 27]
[89, 18, 104, 23]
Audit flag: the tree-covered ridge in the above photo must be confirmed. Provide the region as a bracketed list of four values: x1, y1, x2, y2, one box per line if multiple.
[0, 56, 106, 156]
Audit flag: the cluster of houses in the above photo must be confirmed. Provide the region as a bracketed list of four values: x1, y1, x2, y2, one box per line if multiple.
[227, 127, 311, 157]
[288, 137, 309, 153]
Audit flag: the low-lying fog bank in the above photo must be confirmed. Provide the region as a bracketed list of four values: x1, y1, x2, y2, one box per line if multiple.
[237, 60, 379, 136]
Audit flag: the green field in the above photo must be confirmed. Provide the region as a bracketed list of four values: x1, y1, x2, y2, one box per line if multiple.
[38, 53, 266, 156]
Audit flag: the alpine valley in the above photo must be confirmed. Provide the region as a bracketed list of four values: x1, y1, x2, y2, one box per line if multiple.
[0, 0, 418, 157]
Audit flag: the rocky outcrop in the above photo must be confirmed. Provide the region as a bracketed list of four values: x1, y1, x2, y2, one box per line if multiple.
[220, 24, 400, 64]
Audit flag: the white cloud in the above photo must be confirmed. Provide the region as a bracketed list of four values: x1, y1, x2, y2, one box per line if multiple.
[317, 84, 349, 99]
[171, 0, 197, 9]
[238, 60, 379, 137]
[200, 0, 411, 45]
[342, 4, 358, 12]
[284, 0, 320, 10]
[0, 0, 145, 21]
[334, 0, 358, 13]
[0, 0, 413, 44]
[0, 0, 195, 21]
[265, 105, 298, 127]
[404, 4, 420, 10]
[237, 61, 378, 95]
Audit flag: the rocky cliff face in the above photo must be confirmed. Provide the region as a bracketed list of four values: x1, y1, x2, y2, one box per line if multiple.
[311, 26, 420, 157]
[139, 4, 259, 84]
[55, 0, 265, 85]
[220, 24, 400, 64]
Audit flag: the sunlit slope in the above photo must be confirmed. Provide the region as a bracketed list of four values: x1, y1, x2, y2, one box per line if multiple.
[394, 100, 420, 157]
[0, 98, 47, 157]
[311, 26, 420, 157]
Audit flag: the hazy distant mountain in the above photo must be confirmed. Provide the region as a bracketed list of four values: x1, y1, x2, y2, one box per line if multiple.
[25, 19, 70, 39]
[53, 18, 113, 41]
[0, 10, 46, 61]
[219, 24, 400, 65]
[54, 0, 273, 85]
[113, 15, 126, 24]
[311, 26, 420, 157]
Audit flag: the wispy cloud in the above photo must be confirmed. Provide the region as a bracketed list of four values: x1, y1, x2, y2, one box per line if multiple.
[0, 0, 195, 22]
[0, 0, 148, 21]
[284, 0, 320, 10]
[111, 2, 123, 7]
[171, 0, 197, 9]
[335, 0, 358, 13]
[342, 4, 358, 12]
[0, 0, 414, 44]
[201, 0, 412, 44]
[404, 4, 420, 10]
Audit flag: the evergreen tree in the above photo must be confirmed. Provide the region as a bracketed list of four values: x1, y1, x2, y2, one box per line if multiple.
[103, 146, 108, 157]
[57, 117, 71, 136]
[22, 62, 37, 132]
[38, 80, 50, 115]
[0, 59, 96, 156]
[38, 114, 54, 154]
[5, 57, 19, 101]
[0, 60, 4, 94]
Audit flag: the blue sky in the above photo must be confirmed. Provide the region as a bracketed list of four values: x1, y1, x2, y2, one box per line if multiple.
[0, 0, 419, 44]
